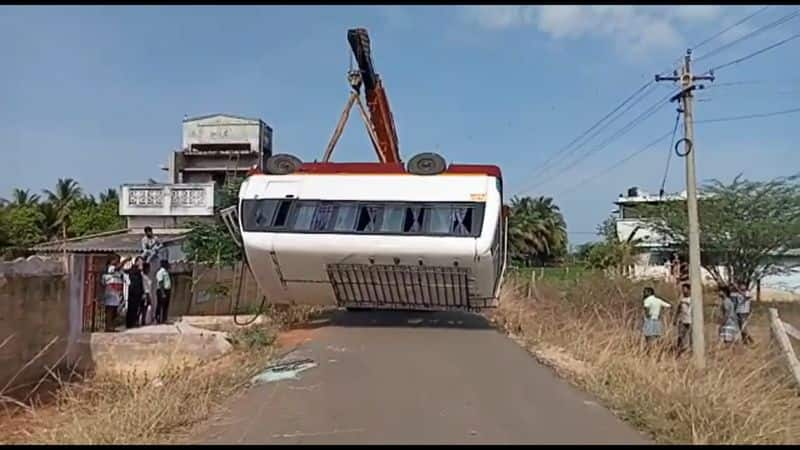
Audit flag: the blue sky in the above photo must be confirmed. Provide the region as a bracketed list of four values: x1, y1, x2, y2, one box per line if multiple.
[1, 5, 798, 244]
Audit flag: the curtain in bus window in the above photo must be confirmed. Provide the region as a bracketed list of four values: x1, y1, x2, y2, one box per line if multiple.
[310, 203, 335, 231]
[428, 207, 452, 234]
[292, 204, 317, 231]
[451, 207, 472, 235]
[333, 204, 358, 231]
[356, 206, 382, 232]
[404, 207, 424, 232]
[381, 206, 406, 233]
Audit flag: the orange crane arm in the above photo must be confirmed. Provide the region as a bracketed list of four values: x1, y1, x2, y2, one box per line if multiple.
[347, 28, 401, 164]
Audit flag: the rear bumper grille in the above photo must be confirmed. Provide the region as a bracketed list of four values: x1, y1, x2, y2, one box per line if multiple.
[326, 263, 495, 311]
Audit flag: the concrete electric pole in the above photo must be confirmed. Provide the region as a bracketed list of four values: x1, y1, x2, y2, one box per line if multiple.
[656, 49, 714, 369]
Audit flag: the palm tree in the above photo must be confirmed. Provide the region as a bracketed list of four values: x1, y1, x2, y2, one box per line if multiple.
[42, 178, 83, 241]
[10, 188, 40, 207]
[99, 188, 119, 204]
[37, 202, 60, 240]
[508, 195, 568, 266]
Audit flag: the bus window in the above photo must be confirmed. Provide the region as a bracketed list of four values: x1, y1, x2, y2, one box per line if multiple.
[292, 203, 317, 231]
[333, 204, 358, 231]
[381, 206, 406, 233]
[273, 200, 293, 228]
[428, 207, 452, 234]
[403, 207, 425, 233]
[451, 207, 473, 235]
[356, 206, 382, 232]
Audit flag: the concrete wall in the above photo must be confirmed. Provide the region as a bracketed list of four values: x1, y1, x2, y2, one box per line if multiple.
[170, 263, 266, 317]
[0, 256, 84, 393]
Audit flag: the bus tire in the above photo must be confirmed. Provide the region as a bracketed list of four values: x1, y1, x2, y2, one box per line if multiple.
[407, 152, 446, 175]
[266, 154, 303, 175]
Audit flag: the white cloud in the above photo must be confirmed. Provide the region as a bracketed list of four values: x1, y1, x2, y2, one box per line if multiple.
[462, 5, 738, 57]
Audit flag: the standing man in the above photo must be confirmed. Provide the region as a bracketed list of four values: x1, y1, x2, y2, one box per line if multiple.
[642, 287, 672, 345]
[101, 255, 125, 332]
[673, 283, 692, 356]
[124, 257, 145, 329]
[734, 281, 754, 345]
[156, 259, 172, 324]
[141, 226, 163, 270]
[718, 285, 741, 344]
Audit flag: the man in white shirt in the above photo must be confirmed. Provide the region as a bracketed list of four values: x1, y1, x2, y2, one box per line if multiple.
[155, 259, 172, 324]
[642, 286, 672, 344]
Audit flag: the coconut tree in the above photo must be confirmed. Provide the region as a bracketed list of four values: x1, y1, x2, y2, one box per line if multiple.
[99, 188, 119, 204]
[507, 195, 568, 266]
[10, 188, 40, 207]
[42, 178, 83, 241]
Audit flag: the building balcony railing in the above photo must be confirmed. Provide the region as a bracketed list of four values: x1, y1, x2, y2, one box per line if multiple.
[119, 183, 216, 217]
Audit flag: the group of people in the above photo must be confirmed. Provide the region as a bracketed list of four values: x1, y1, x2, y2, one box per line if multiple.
[100, 227, 173, 332]
[641, 280, 754, 355]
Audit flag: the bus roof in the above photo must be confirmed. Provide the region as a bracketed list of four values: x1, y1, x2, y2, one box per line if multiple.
[293, 162, 502, 178]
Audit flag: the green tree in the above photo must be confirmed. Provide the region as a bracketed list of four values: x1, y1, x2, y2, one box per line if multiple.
[507, 195, 568, 266]
[642, 174, 800, 288]
[69, 195, 125, 237]
[9, 188, 40, 207]
[183, 177, 244, 268]
[1, 205, 46, 257]
[99, 188, 119, 203]
[37, 201, 61, 241]
[42, 178, 83, 241]
[585, 224, 644, 276]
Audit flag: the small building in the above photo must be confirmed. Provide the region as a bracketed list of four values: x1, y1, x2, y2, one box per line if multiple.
[30, 113, 272, 331]
[613, 186, 800, 300]
[167, 114, 273, 188]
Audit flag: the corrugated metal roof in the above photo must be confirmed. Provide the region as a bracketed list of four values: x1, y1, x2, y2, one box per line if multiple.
[33, 230, 187, 254]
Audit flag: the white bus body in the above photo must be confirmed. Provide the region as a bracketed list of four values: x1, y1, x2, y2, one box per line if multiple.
[238, 168, 507, 311]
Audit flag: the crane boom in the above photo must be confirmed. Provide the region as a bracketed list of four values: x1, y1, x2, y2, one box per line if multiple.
[347, 28, 401, 164]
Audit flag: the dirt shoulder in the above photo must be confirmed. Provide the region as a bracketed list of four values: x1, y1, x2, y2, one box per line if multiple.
[489, 275, 800, 444]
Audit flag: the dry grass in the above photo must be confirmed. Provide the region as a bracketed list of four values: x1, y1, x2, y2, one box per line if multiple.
[493, 273, 800, 444]
[0, 320, 288, 444]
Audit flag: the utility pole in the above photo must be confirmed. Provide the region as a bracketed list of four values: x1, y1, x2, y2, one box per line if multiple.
[656, 49, 714, 369]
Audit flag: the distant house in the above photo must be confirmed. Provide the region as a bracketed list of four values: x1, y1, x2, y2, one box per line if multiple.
[613, 186, 800, 301]
[166, 113, 273, 188]
[32, 113, 274, 330]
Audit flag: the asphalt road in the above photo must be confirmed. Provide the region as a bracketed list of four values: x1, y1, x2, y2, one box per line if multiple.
[192, 310, 650, 444]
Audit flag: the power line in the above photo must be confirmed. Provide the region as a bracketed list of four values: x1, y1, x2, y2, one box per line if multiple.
[707, 30, 800, 72]
[695, 8, 800, 64]
[517, 80, 656, 186]
[553, 130, 675, 196]
[511, 10, 772, 194]
[524, 83, 660, 183]
[696, 106, 800, 123]
[522, 89, 678, 193]
[658, 112, 682, 197]
[552, 105, 800, 197]
[703, 78, 800, 88]
[691, 6, 771, 50]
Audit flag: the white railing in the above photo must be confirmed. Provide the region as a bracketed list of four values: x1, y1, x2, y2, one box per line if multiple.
[119, 183, 215, 217]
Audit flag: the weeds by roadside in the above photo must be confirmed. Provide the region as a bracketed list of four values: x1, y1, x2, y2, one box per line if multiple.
[493, 273, 800, 444]
[0, 316, 290, 444]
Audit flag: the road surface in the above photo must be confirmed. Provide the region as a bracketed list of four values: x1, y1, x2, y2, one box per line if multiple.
[192, 310, 650, 444]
